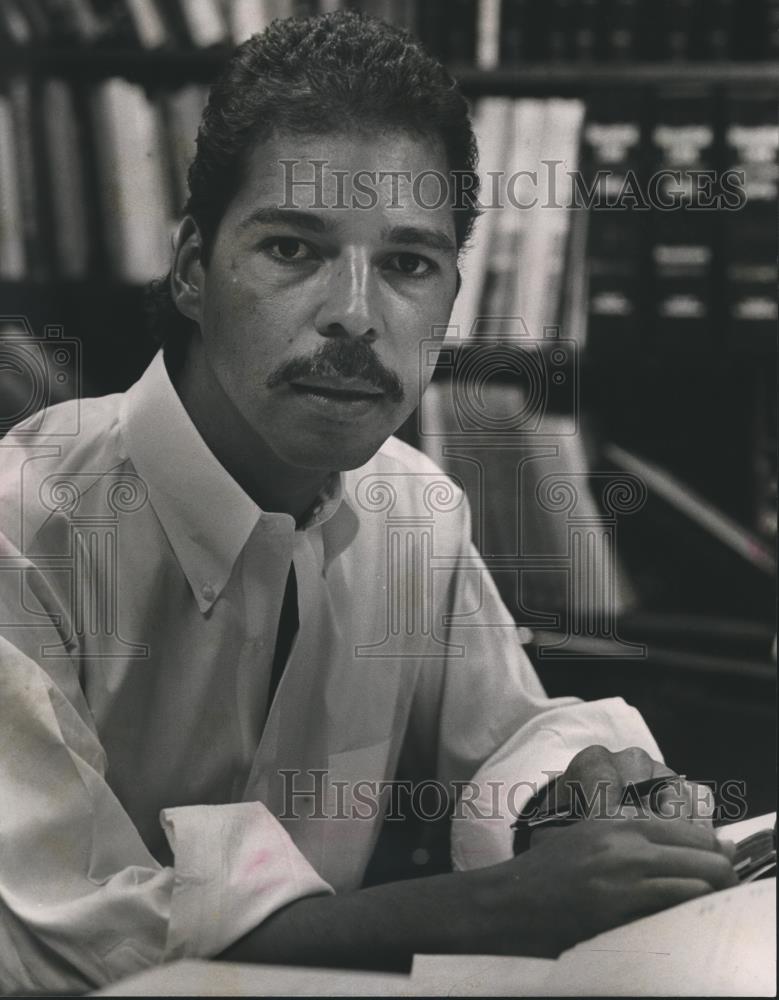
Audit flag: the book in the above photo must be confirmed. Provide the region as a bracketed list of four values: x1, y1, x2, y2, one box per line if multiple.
[722, 89, 779, 351]
[559, 201, 589, 348]
[545, 876, 775, 996]
[446, 97, 514, 342]
[520, 99, 585, 340]
[358, 0, 415, 32]
[581, 92, 646, 357]
[412, 819, 776, 997]
[92, 873, 776, 997]
[124, 0, 169, 49]
[40, 78, 89, 278]
[161, 84, 209, 213]
[649, 86, 717, 353]
[8, 77, 49, 281]
[699, 0, 734, 60]
[499, 0, 531, 65]
[59, 0, 104, 44]
[90, 0, 140, 46]
[476, 0, 500, 68]
[571, 0, 600, 62]
[228, 0, 292, 44]
[90, 78, 175, 282]
[604, 0, 641, 62]
[448, 0, 477, 64]
[480, 98, 545, 328]
[0, 91, 25, 279]
[0, 0, 35, 45]
[178, 0, 228, 48]
[414, 0, 447, 60]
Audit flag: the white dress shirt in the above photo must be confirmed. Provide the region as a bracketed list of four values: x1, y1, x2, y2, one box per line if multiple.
[0, 351, 660, 992]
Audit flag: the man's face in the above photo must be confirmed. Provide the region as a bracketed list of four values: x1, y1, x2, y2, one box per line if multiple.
[193, 128, 459, 471]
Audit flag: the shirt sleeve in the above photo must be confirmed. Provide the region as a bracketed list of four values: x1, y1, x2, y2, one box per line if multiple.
[404, 492, 662, 872]
[0, 633, 332, 995]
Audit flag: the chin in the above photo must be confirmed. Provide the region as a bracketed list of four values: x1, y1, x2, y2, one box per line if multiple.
[281, 436, 387, 473]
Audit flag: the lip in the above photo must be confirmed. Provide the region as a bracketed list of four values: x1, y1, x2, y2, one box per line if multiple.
[289, 376, 384, 398]
[287, 381, 385, 420]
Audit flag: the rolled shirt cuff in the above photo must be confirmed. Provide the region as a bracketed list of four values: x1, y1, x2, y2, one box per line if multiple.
[450, 698, 663, 871]
[160, 802, 334, 959]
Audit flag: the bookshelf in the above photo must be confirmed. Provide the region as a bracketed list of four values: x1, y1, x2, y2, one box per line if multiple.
[1, 0, 776, 636]
[4, 46, 779, 87]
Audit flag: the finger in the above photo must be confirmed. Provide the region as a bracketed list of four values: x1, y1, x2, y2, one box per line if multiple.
[629, 814, 725, 852]
[656, 781, 714, 824]
[559, 746, 621, 816]
[612, 746, 659, 784]
[649, 759, 677, 779]
[633, 877, 714, 918]
[612, 749, 672, 812]
[645, 846, 737, 890]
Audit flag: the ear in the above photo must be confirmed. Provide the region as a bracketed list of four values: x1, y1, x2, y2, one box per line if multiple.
[170, 216, 205, 326]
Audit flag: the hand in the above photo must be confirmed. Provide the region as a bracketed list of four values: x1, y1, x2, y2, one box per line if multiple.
[542, 745, 715, 826]
[472, 813, 737, 958]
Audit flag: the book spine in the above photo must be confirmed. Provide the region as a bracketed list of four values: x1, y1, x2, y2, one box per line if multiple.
[657, 0, 698, 62]
[649, 86, 717, 352]
[178, 0, 228, 48]
[700, 0, 733, 60]
[162, 83, 209, 213]
[475, 0, 500, 68]
[722, 89, 779, 352]
[603, 0, 640, 62]
[497, 98, 545, 325]
[414, 0, 447, 60]
[9, 77, 49, 281]
[545, 0, 574, 62]
[571, 0, 600, 62]
[0, 90, 26, 278]
[534, 100, 586, 332]
[89, 0, 141, 45]
[446, 0, 476, 65]
[446, 97, 513, 340]
[124, 0, 170, 49]
[0, 1, 35, 46]
[41, 78, 89, 278]
[580, 93, 646, 357]
[499, 0, 530, 65]
[90, 78, 174, 282]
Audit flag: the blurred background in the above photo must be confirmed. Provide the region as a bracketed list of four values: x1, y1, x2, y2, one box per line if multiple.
[0, 0, 776, 815]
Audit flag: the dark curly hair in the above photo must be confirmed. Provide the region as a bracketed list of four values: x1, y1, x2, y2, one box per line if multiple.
[147, 10, 480, 353]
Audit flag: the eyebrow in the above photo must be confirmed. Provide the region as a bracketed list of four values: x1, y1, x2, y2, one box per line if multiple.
[237, 207, 456, 256]
[237, 207, 329, 234]
[382, 225, 457, 256]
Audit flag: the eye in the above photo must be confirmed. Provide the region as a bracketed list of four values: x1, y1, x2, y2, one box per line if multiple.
[264, 237, 317, 262]
[387, 252, 436, 278]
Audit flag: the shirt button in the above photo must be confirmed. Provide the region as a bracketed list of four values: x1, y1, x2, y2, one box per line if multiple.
[201, 583, 215, 602]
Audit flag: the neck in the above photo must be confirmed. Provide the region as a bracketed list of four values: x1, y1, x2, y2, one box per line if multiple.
[169, 341, 330, 524]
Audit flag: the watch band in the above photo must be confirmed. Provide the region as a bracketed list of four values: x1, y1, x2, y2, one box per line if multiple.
[511, 775, 678, 855]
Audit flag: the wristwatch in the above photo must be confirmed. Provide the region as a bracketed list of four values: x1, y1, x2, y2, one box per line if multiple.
[511, 776, 677, 855]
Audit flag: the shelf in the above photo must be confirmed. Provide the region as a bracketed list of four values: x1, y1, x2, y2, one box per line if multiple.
[1, 47, 778, 91]
[452, 62, 779, 94]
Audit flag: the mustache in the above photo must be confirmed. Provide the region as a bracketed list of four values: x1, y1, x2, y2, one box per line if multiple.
[266, 339, 405, 402]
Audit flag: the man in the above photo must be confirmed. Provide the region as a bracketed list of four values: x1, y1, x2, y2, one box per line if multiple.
[0, 11, 735, 993]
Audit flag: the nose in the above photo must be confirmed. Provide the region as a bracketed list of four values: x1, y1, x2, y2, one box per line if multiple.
[314, 249, 381, 342]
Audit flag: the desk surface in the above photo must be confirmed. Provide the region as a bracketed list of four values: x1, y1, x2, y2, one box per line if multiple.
[95, 878, 775, 997]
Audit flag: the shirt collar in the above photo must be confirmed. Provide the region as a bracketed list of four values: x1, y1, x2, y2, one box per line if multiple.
[120, 351, 358, 611]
